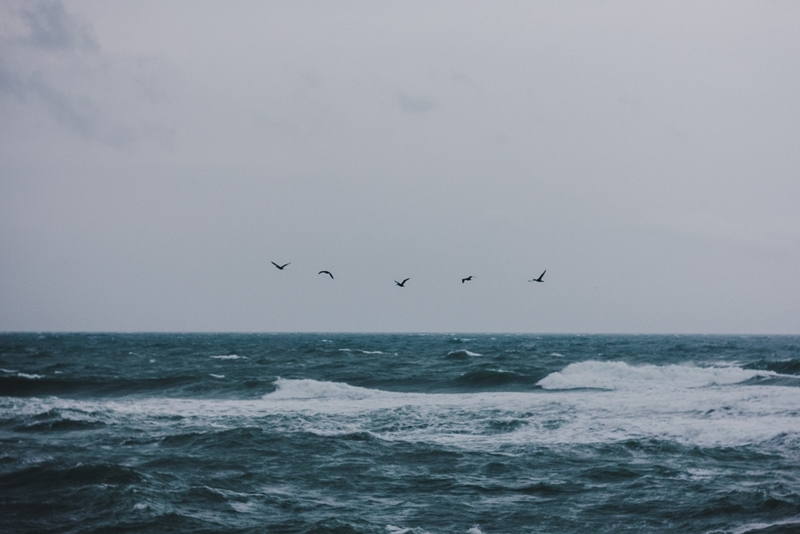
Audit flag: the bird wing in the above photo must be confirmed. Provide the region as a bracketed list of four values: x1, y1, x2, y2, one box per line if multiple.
[271, 262, 279, 268]
[403, 278, 410, 284]
[539, 270, 546, 279]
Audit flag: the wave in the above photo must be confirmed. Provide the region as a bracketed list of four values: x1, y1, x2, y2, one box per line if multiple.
[454, 369, 538, 388]
[3, 371, 44, 379]
[0, 463, 143, 489]
[536, 361, 775, 391]
[0, 374, 200, 397]
[446, 350, 482, 359]
[743, 358, 800, 376]
[264, 378, 392, 401]
[4, 369, 800, 450]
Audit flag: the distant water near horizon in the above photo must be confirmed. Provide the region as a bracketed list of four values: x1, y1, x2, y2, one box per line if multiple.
[2, 333, 800, 533]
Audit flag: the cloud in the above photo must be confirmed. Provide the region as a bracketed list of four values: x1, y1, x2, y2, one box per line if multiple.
[20, 0, 98, 51]
[0, 0, 170, 147]
[396, 92, 435, 114]
[27, 71, 100, 139]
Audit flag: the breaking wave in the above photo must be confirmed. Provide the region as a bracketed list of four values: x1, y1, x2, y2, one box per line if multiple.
[536, 360, 775, 391]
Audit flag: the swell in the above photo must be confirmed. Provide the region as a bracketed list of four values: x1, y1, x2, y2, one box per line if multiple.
[451, 368, 542, 389]
[744, 359, 800, 376]
[0, 462, 143, 490]
[0, 374, 200, 398]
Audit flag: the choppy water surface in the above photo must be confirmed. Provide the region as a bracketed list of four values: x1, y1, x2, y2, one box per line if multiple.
[2, 334, 800, 533]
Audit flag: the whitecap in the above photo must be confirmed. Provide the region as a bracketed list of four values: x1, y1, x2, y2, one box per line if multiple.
[264, 378, 388, 402]
[5, 371, 799, 452]
[361, 350, 384, 355]
[1, 368, 18, 374]
[729, 518, 800, 534]
[536, 360, 773, 391]
[230, 501, 255, 513]
[386, 524, 432, 534]
[550, 352, 564, 357]
[210, 374, 225, 379]
[447, 350, 482, 357]
[17, 373, 43, 379]
[210, 354, 245, 360]
[338, 348, 352, 352]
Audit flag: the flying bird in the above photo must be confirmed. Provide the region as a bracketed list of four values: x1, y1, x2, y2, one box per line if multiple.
[318, 270, 334, 279]
[461, 276, 474, 283]
[271, 262, 290, 270]
[528, 270, 546, 283]
[395, 278, 410, 287]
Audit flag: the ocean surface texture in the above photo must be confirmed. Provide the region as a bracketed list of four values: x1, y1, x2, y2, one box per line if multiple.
[1, 334, 799, 533]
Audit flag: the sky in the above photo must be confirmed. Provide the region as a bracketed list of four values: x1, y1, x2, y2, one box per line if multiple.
[1, 0, 798, 333]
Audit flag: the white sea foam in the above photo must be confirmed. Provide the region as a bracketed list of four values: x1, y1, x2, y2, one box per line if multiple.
[1, 368, 18, 374]
[210, 374, 225, 379]
[361, 351, 384, 355]
[447, 350, 482, 357]
[386, 525, 432, 534]
[338, 348, 352, 352]
[210, 354, 245, 360]
[230, 501, 256, 513]
[265, 378, 393, 402]
[3, 362, 799, 451]
[536, 360, 771, 391]
[729, 517, 800, 534]
[17, 373, 43, 379]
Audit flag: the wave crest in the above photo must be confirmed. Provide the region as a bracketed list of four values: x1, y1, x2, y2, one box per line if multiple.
[264, 378, 388, 401]
[536, 361, 773, 391]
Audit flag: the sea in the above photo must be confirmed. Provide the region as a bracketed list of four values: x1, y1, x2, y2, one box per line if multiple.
[1, 333, 799, 534]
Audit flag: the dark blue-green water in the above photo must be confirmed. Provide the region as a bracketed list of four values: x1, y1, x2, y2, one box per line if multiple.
[2, 334, 800, 533]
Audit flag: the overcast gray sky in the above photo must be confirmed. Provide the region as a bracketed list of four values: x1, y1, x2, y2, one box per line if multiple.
[1, 0, 798, 333]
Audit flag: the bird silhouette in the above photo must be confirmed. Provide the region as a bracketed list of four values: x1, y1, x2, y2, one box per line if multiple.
[271, 262, 290, 270]
[395, 278, 410, 287]
[528, 270, 546, 283]
[462, 276, 474, 283]
[318, 270, 334, 279]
